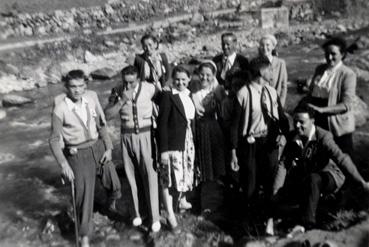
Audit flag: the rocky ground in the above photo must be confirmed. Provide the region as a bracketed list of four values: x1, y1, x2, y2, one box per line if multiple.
[0, 8, 369, 247]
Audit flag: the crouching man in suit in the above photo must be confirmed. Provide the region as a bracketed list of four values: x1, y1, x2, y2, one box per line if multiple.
[266, 103, 369, 235]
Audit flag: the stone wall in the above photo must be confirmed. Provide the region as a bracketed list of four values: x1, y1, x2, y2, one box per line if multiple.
[0, 0, 241, 40]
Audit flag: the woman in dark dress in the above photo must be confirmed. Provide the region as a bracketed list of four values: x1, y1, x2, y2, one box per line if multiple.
[191, 61, 226, 214]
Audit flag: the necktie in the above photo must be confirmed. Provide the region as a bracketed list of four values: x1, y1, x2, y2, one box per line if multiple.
[221, 57, 231, 80]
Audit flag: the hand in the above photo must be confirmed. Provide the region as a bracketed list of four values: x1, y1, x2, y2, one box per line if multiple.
[160, 152, 169, 165]
[61, 162, 74, 182]
[362, 181, 369, 193]
[162, 85, 171, 91]
[307, 103, 324, 114]
[230, 150, 239, 172]
[121, 90, 132, 103]
[196, 105, 205, 117]
[153, 81, 163, 92]
[100, 149, 112, 165]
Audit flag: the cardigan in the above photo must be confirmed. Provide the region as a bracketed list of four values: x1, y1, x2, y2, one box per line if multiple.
[281, 126, 364, 190]
[49, 90, 113, 166]
[157, 90, 195, 153]
[105, 81, 156, 133]
[134, 52, 170, 87]
[213, 53, 249, 86]
[264, 56, 288, 106]
[309, 63, 356, 137]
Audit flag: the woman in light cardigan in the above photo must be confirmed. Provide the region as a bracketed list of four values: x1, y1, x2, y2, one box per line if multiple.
[257, 34, 288, 106]
[306, 37, 356, 156]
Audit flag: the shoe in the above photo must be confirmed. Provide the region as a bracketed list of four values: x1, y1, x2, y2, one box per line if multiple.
[80, 236, 90, 247]
[287, 225, 305, 238]
[132, 217, 142, 227]
[151, 221, 161, 232]
[179, 197, 192, 210]
[265, 218, 274, 236]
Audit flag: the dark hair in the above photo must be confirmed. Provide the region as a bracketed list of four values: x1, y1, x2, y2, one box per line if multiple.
[294, 102, 315, 119]
[228, 70, 249, 90]
[322, 37, 347, 55]
[199, 62, 217, 74]
[221, 32, 237, 43]
[248, 57, 270, 81]
[62, 69, 88, 86]
[171, 65, 191, 78]
[121, 65, 138, 78]
[141, 33, 159, 48]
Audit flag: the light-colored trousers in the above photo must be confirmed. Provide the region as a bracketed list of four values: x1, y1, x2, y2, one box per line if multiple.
[121, 131, 160, 223]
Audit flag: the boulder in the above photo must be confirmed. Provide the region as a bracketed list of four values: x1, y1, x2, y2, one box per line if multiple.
[90, 67, 118, 80]
[2, 94, 33, 107]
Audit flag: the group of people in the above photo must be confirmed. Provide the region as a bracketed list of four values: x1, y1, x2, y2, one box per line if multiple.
[49, 32, 369, 246]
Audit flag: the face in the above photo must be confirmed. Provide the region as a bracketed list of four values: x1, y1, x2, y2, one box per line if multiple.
[173, 72, 190, 92]
[123, 74, 139, 90]
[294, 112, 314, 138]
[222, 35, 237, 56]
[199, 66, 215, 89]
[259, 38, 275, 57]
[325, 45, 343, 67]
[66, 78, 86, 102]
[142, 38, 157, 57]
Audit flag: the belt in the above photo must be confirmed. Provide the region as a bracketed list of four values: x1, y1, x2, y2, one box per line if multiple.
[121, 126, 151, 134]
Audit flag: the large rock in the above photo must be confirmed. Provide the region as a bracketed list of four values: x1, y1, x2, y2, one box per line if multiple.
[0, 75, 36, 94]
[90, 67, 118, 80]
[2, 94, 33, 107]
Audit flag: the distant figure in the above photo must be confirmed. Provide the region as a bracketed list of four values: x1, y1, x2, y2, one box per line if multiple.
[104, 65, 162, 232]
[157, 66, 196, 231]
[305, 37, 357, 156]
[134, 33, 170, 89]
[191, 61, 226, 214]
[256, 34, 288, 106]
[49, 70, 121, 247]
[266, 104, 369, 234]
[213, 32, 249, 87]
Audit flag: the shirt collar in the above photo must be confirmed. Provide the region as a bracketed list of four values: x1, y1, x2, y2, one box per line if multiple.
[224, 52, 237, 65]
[295, 125, 316, 148]
[172, 88, 190, 96]
[65, 96, 88, 111]
[328, 61, 343, 72]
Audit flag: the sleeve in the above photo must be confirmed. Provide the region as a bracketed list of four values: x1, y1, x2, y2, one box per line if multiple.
[93, 94, 113, 151]
[340, 69, 356, 111]
[49, 107, 68, 166]
[104, 86, 122, 121]
[230, 94, 243, 149]
[279, 59, 288, 106]
[161, 53, 171, 86]
[322, 132, 364, 184]
[134, 55, 146, 82]
[157, 92, 171, 153]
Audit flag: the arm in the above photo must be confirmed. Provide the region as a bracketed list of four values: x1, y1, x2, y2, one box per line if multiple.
[104, 86, 128, 120]
[49, 109, 74, 181]
[161, 53, 171, 87]
[157, 92, 171, 153]
[230, 96, 243, 171]
[279, 59, 288, 106]
[322, 132, 366, 186]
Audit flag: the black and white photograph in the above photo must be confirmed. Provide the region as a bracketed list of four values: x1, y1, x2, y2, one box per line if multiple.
[0, 0, 369, 246]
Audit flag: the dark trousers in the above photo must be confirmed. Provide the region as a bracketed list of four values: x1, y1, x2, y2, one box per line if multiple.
[301, 172, 337, 224]
[238, 136, 279, 203]
[66, 140, 121, 237]
[271, 171, 337, 225]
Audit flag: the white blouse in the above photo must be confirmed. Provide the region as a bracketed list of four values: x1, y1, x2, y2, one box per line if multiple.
[172, 88, 195, 120]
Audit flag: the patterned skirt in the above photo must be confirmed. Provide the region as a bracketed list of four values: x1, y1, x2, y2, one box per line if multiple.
[159, 126, 196, 192]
